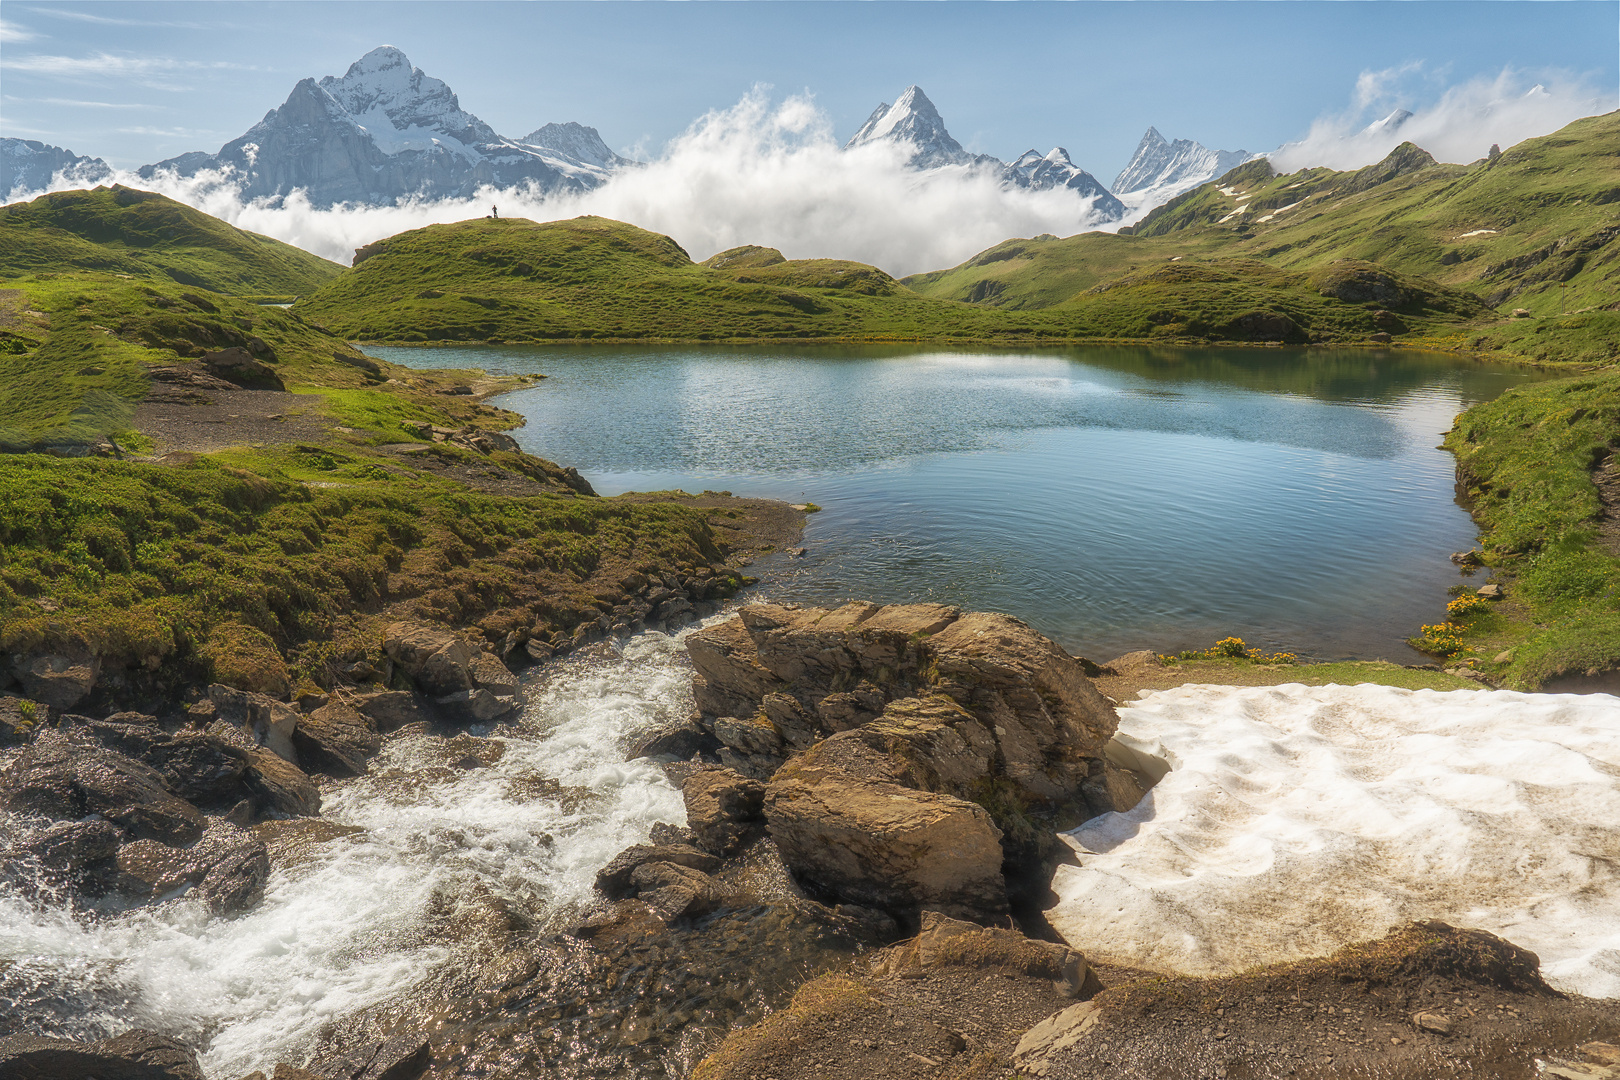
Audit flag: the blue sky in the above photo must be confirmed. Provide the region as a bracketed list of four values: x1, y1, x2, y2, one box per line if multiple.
[2, 1, 1616, 182]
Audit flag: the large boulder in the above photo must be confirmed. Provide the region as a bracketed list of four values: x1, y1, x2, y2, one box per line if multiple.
[115, 822, 269, 913]
[1, 732, 205, 845]
[0, 1030, 205, 1080]
[681, 767, 765, 857]
[208, 684, 299, 763]
[292, 700, 380, 777]
[383, 622, 478, 696]
[243, 747, 321, 817]
[202, 346, 284, 390]
[686, 603, 1122, 918]
[9, 650, 99, 710]
[64, 715, 250, 804]
[765, 735, 1007, 921]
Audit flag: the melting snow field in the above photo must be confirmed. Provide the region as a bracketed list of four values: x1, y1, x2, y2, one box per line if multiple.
[1050, 683, 1620, 998]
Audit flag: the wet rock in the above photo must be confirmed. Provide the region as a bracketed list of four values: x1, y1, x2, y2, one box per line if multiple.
[66, 716, 250, 804]
[1, 732, 205, 845]
[0, 1029, 205, 1080]
[443, 732, 505, 769]
[9, 649, 99, 710]
[309, 1032, 431, 1080]
[383, 622, 478, 696]
[435, 688, 513, 723]
[628, 718, 715, 761]
[243, 747, 322, 816]
[1450, 549, 1484, 567]
[595, 843, 724, 897]
[468, 653, 521, 701]
[293, 700, 381, 777]
[208, 684, 299, 762]
[18, 818, 122, 874]
[202, 346, 284, 390]
[682, 766, 766, 857]
[631, 860, 720, 920]
[523, 638, 554, 663]
[344, 689, 430, 732]
[198, 836, 271, 914]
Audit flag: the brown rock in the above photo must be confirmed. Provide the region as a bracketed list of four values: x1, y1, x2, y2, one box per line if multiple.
[765, 752, 1006, 920]
[682, 767, 765, 856]
[382, 622, 478, 696]
[202, 346, 284, 390]
[208, 684, 299, 762]
[595, 843, 723, 897]
[293, 701, 380, 777]
[630, 860, 720, 920]
[1, 733, 204, 845]
[9, 649, 99, 710]
[243, 747, 321, 816]
[308, 1032, 431, 1080]
[0, 1030, 205, 1080]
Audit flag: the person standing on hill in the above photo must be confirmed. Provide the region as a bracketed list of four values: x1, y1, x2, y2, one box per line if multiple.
[491, 205, 499, 219]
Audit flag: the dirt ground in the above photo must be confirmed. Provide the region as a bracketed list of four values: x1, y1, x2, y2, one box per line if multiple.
[134, 384, 334, 455]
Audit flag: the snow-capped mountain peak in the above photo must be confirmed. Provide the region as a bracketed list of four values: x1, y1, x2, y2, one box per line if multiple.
[1362, 108, 1414, 138]
[845, 85, 979, 168]
[1111, 127, 1253, 205]
[1004, 147, 1126, 217]
[135, 45, 632, 208]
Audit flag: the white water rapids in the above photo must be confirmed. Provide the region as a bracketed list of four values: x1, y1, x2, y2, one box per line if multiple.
[0, 630, 697, 1078]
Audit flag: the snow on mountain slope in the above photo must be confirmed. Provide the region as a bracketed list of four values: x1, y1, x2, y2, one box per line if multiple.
[1111, 127, 1253, 213]
[846, 87, 1124, 221]
[136, 46, 630, 208]
[2, 139, 112, 199]
[844, 85, 994, 170]
[1004, 147, 1125, 217]
[1050, 682, 1620, 999]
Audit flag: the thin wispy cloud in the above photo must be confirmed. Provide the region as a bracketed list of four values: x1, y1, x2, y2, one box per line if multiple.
[23, 6, 206, 29]
[3, 94, 155, 110]
[0, 52, 246, 91]
[0, 18, 40, 42]
[117, 125, 222, 139]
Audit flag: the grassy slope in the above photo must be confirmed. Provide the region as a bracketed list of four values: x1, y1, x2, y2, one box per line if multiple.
[0, 185, 344, 297]
[907, 114, 1619, 320]
[0, 271, 504, 447]
[295, 215, 1487, 348]
[1436, 370, 1620, 688]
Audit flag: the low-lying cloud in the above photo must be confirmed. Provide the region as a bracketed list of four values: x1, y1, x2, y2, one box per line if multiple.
[1269, 66, 1615, 173]
[9, 73, 1617, 276]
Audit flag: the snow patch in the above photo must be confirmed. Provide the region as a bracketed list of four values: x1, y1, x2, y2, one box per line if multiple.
[1457, 229, 1499, 238]
[1049, 683, 1620, 999]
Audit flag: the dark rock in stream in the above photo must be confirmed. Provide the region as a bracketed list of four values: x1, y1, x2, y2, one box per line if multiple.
[61, 713, 251, 804]
[0, 1029, 205, 1080]
[292, 700, 381, 777]
[1, 730, 205, 845]
[307, 1032, 432, 1080]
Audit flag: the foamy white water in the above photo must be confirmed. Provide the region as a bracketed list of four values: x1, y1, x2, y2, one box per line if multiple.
[0, 629, 696, 1077]
[1050, 683, 1620, 998]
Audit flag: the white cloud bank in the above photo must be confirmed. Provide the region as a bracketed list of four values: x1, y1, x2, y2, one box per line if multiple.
[8, 71, 1616, 275]
[14, 90, 1115, 277]
[1270, 66, 1616, 173]
[1052, 683, 1620, 999]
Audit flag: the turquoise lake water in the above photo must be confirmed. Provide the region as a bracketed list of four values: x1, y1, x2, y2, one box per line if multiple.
[371, 343, 1541, 662]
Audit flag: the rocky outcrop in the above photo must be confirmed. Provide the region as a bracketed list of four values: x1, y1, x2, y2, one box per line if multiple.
[207, 684, 300, 762]
[293, 700, 382, 776]
[683, 602, 1125, 921]
[8, 650, 99, 710]
[0, 1030, 205, 1080]
[382, 621, 522, 720]
[201, 347, 285, 391]
[2, 732, 206, 846]
[114, 822, 269, 914]
[680, 767, 765, 857]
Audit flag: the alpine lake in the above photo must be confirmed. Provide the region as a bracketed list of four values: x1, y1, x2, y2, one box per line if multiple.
[371, 342, 1546, 663]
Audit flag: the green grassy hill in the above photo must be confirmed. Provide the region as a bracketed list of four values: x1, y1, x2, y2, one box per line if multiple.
[296, 214, 1487, 348]
[0, 186, 343, 296]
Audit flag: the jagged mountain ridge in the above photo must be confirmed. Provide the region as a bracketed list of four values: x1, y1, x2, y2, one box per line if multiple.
[1111, 127, 1253, 205]
[847, 86, 1125, 220]
[1, 139, 113, 198]
[136, 46, 632, 208]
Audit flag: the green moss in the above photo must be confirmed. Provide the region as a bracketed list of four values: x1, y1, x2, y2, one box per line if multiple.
[201, 621, 292, 696]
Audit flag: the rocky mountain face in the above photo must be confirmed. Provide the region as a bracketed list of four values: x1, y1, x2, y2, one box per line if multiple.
[1110, 127, 1252, 204]
[1005, 147, 1126, 217]
[137, 46, 631, 207]
[1, 139, 112, 198]
[846, 86, 1126, 220]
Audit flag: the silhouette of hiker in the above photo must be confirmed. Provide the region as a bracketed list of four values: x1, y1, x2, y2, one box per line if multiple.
[491, 205, 499, 219]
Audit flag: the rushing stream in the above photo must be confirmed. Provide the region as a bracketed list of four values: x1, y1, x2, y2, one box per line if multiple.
[0, 628, 865, 1077]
